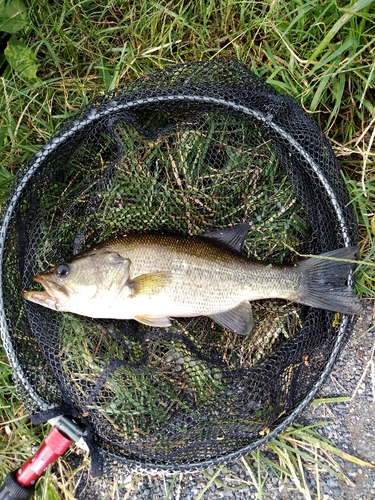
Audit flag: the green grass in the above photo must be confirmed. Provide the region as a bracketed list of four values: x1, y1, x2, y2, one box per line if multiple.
[0, 0, 374, 498]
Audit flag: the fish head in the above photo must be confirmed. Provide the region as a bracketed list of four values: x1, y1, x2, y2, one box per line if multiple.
[23, 249, 132, 314]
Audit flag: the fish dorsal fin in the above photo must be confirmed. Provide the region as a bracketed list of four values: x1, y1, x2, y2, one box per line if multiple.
[134, 314, 171, 328]
[130, 272, 171, 296]
[211, 301, 253, 335]
[203, 223, 250, 252]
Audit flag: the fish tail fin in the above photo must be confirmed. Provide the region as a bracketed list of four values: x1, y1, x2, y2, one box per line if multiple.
[297, 247, 363, 315]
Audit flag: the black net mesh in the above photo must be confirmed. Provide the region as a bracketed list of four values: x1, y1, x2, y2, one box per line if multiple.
[0, 59, 358, 474]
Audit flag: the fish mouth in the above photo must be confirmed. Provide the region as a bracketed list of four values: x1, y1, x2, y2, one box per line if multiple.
[35, 274, 69, 297]
[23, 274, 69, 310]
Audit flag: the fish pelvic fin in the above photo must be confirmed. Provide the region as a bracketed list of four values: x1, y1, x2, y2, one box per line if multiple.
[211, 301, 254, 335]
[297, 247, 363, 315]
[134, 314, 171, 328]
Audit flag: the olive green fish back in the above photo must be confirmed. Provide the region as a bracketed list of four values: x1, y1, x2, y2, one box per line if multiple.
[0, 59, 358, 477]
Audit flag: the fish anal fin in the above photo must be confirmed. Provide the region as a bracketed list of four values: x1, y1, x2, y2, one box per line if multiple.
[203, 223, 250, 252]
[134, 314, 171, 328]
[211, 301, 253, 335]
[130, 272, 170, 296]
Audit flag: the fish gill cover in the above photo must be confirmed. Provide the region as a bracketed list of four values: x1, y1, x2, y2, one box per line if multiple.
[0, 58, 359, 477]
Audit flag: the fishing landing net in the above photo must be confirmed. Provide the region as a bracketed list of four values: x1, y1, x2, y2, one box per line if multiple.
[0, 59, 358, 479]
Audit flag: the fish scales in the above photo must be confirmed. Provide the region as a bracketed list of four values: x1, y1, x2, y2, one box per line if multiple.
[105, 234, 299, 314]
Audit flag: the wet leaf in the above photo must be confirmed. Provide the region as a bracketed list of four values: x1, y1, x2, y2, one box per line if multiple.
[4, 35, 39, 80]
[0, 0, 27, 33]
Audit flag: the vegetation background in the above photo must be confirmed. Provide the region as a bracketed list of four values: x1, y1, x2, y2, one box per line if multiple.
[0, 0, 374, 498]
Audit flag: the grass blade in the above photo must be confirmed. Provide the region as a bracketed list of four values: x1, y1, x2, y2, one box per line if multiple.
[308, 0, 374, 63]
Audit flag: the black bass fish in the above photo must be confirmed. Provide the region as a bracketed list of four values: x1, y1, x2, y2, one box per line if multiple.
[23, 224, 363, 335]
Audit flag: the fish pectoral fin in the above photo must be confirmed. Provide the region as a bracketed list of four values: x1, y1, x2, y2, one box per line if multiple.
[134, 314, 172, 328]
[211, 301, 253, 335]
[130, 272, 171, 296]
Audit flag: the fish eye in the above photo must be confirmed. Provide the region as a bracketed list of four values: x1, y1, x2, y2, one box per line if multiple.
[55, 264, 70, 278]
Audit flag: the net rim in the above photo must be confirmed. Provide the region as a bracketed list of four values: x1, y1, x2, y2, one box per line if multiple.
[0, 90, 354, 470]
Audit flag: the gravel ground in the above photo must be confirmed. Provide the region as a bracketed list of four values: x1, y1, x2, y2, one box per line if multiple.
[74, 302, 375, 500]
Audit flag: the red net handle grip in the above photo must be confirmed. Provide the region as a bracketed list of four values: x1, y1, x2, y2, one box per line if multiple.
[0, 428, 72, 499]
[16, 427, 72, 487]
